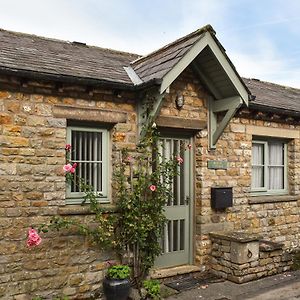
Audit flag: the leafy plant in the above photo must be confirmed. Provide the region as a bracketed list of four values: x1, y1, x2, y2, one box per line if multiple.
[107, 264, 131, 279]
[33, 123, 185, 292]
[143, 279, 161, 299]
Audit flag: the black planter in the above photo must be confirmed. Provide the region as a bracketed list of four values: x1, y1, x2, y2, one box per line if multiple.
[103, 277, 131, 300]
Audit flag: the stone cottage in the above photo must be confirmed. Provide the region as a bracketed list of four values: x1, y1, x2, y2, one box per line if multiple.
[0, 24, 300, 298]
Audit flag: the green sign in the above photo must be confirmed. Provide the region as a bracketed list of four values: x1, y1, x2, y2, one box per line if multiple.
[207, 160, 228, 170]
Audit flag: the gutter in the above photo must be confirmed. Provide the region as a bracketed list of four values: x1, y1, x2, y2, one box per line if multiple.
[0, 66, 162, 92]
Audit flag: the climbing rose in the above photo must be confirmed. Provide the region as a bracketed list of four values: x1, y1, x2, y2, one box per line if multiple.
[70, 163, 77, 173]
[149, 185, 156, 192]
[65, 144, 71, 151]
[27, 228, 42, 247]
[63, 163, 73, 173]
[188, 144, 192, 150]
[176, 156, 184, 164]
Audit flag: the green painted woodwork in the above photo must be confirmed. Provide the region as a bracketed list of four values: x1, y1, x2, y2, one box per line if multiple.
[66, 126, 110, 204]
[138, 89, 166, 140]
[209, 96, 243, 149]
[155, 137, 193, 268]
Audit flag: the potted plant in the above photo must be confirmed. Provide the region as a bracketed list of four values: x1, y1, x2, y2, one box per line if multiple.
[143, 279, 161, 299]
[103, 264, 131, 300]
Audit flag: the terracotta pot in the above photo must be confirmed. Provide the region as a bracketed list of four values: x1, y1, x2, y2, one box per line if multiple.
[103, 277, 131, 300]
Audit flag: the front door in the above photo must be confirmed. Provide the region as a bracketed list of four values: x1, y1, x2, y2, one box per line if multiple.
[155, 136, 192, 268]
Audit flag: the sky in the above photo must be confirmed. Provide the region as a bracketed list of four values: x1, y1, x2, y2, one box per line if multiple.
[0, 0, 299, 88]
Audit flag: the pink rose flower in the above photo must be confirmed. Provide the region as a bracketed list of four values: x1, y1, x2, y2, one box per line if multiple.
[27, 228, 42, 247]
[187, 144, 192, 150]
[63, 163, 73, 173]
[176, 156, 184, 164]
[149, 185, 156, 192]
[69, 163, 78, 173]
[65, 144, 71, 151]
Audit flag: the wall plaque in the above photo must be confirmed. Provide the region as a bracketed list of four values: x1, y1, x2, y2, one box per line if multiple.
[207, 160, 228, 170]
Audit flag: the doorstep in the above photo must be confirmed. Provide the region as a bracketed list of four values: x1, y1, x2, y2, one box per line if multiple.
[150, 265, 201, 279]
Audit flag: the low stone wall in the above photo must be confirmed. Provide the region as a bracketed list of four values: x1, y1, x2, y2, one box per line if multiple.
[210, 231, 293, 283]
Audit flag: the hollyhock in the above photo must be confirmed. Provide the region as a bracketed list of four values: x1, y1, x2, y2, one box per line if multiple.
[176, 156, 184, 164]
[149, 185, 156, 192]
[27, 228, 42, 247]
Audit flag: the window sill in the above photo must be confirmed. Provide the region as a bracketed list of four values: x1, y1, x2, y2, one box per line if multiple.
[249, 194, 299, 204]
[58, 203, 117, 215]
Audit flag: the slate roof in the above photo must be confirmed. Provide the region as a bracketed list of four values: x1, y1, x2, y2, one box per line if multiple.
[244, 78, 300, 115]
[0, 27, 299, 115]
[131, 25, 214, 83]
[0, 28, 139, 86]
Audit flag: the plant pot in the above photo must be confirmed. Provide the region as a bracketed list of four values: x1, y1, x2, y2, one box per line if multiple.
[103, 277, 131, 300]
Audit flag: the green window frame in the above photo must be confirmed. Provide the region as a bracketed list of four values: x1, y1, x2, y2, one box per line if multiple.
[251, 139, 288, 195]
[66, 126, 109, 204]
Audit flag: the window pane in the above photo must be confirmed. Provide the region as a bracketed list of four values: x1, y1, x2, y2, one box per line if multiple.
[269, 143, 283, 165]
[70, 129, 103, 193]
[269, 167, 284, 189]
[252, 143, 264, 188]
[252, 143, 264, 165]
[252, 166, 264, 188]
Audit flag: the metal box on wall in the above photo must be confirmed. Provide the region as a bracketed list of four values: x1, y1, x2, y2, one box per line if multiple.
[211, 187, 233, 209]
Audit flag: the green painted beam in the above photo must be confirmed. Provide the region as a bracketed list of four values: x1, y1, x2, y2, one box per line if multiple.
[205, 34, 249, 105]
[138, 90, 166, 140]
[212, 96, 242, 112]
[209, 96, 242, 148]
[192, 62, 222, 99]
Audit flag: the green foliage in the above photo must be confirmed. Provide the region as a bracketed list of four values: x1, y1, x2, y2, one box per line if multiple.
[143, 279, 161, 299]
[107, 265, 131, 279]
[114, 124, 178, 285]
[38, 123, 180, 291]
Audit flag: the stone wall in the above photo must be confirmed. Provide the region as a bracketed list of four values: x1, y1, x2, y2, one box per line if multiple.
[0, 75, 138, 299]
[1, 67, 300, 298]
[195, 118, 300, 268]
[210, 232, 293, 283]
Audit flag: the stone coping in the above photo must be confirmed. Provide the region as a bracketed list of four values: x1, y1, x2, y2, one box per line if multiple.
[150, 265, 201, 279]
[58, 204, 118, 215]
[210, 231, 262, 243]
[249, 195, 299, 204]
[259, 240, 284, 252]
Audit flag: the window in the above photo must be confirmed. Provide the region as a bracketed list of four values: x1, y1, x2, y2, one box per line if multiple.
[251, 140, 287, 194]
[66, 126, 109, 203]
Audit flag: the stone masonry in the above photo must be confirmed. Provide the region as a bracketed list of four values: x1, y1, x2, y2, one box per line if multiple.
[1, 63, 300, 299]
[210, 231, 293, 283]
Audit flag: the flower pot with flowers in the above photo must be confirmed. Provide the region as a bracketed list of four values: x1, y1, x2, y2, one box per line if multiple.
[103, 263, 131, 300]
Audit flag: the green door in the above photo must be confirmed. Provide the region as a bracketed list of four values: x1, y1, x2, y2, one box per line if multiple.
[155, 137, 192, 268]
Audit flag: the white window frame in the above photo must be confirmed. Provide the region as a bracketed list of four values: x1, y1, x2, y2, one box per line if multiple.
[66, 126, 110, 204]
[251, 139, 288, 195]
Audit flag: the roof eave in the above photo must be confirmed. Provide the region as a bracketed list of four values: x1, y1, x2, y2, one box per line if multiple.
[249, 102, 300, 118]
[0, 66, 162, 92]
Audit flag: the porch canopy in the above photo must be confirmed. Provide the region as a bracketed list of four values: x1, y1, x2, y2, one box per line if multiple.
[127, 25, 251, 148]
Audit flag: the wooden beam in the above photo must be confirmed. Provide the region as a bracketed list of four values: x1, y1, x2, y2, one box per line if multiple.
[212, 107, 237, 145]
[205, 34, 249, 105]
[138, 89, 166, 140]
[192, 62, 222, 99]
[209, 96, 242, 148]
[160, 33, 209, 94]
[156, 116, 206, 130]
[212, 96, 242, 112]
